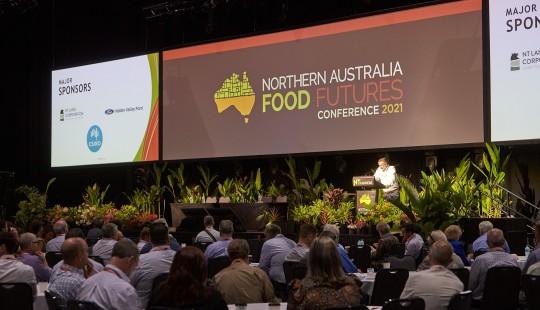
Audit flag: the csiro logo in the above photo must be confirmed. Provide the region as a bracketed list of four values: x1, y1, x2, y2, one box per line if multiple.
[510, 53, 520, 71]
[87, 125, 103, 152]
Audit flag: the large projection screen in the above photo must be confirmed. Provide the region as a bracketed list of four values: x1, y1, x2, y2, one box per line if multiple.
[163, 0, 483, 160]
[489, 0, 540, 142]
[51, 53, 159, 167]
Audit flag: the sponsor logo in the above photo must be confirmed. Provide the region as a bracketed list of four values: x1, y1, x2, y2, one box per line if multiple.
[87, 125, 103, 153]
[510, 53, 520, 71]
[105, 109, 114, 115]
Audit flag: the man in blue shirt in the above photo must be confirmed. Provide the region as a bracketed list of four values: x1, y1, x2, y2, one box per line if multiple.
[205, 220, 234, 260]
[321, 224, 357, 273]
[472, 221, 510, 256]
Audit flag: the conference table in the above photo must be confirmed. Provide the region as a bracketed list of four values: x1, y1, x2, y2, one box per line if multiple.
[34, 282, 48, 310]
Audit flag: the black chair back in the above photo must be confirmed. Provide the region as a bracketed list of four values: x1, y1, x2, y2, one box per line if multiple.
[46, 251, 63, 268]
[415, 246, 428, 267]
[283, 261, 301, 284]
[370, 269, 409, 306]
[522, 274, 540, 310]
[247, 239, 263, 263]
[292, 265, 308, 281]
[89, 255, 105, 266]
[388, 255, 416, 271]
[447, 290, 472, 310]
[472, 250, 486, 259]
[207, 256, 231, 278]
[449, 268, 470, 291]
[480, 266, 521, 310]
[193, 242, 212, 251]
[0, 283, 33, 310]
[45, 290, 63, 310]
[383, 297, 425, 310]
[67, 300, 101, 310]
[389, 243, 406, 257]
[348, 245, 371, 273]
[151, 272, 169, 294]
[86, 238, 99, 248]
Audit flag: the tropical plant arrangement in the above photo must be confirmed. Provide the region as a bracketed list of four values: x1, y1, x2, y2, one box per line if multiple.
[14, 178, 56, 232]
[290, 188, 354, 229]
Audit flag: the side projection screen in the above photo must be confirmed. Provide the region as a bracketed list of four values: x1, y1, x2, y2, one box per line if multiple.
[51, 53, 159, 167]
[163, 0, 483, 160]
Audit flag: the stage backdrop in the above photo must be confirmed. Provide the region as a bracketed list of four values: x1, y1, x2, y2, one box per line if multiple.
[489, 0, 540, 142]
[51, 53, 159, 167]
[162, 0, 483, 161]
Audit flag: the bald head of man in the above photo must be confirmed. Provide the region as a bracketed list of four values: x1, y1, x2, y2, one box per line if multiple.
[61, 237, 89, 270]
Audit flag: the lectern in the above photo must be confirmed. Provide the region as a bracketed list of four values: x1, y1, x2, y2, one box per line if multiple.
[352, 176, 384, 209]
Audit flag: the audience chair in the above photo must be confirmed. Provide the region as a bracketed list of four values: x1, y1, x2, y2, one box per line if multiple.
[414, 247, 428, 268]
[292, 265, 308, 281]
[472, 251, 486, 259]
[325, 306, 369, 310]
[389, 243, 406, 257]
[382, 297, 425, 310]
[0, 283, 33, 310]
[67, 300, 101, 310]
[45, 251, 63, 268]
[151, 272, 169, 294]
[86, 238, 99, 248]
[388, 255, 416, 271]
[89, 255, 105, 266]
[522, 274, 540, 310]
[45, 290, 63, 310]
[447, 290, 472, 310]
[348, 245, 371, 272]
[449, 268, 470, 291]
[247, 239, 263, 263]
[207, 256, 231, 278]
[283, 261, 301, 285]
[370, 269, 409, 306]
[193, 242, 212, 252]
[479, 266, 520, 310]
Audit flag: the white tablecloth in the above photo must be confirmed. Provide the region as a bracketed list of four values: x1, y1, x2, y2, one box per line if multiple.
[34, 282, 48, 310]
[517, 255, 527, 270]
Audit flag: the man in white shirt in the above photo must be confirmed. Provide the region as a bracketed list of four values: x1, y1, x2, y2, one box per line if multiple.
[401, 240, 463, 310]
[46, 220, 68, 253]
[131, 222, 176, 308]
[92, 223, 119, 265]
[401, 222, 425, 261]
[77, 239, 141, 310]
[374, 157, 399, 200]
[0, 231, 37, 299]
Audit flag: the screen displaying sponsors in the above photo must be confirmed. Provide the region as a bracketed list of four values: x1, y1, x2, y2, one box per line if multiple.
[51, 53, 159, 167]
[163, 0, 483, 160]
[489, 0, 540, 142]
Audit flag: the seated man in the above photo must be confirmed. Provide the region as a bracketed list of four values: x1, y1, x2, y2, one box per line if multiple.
[471, 221, 510, 256]
[17, 232, 52, 282]
[284, 224, 317, 263]
[401, 222, 425, 261]
[92, 223, 120, 265]
[205, 220, 234, 260]
[214, 239, 278, 304]
[469, 228, 517, 303]
[194, 215, 220, 243]
[140, 218, 180, 254]
[46, 220, 68, 253]
[130, 222, 176, 308]
[86, 218, 104, 240]
[0, 232, 37, 299]
[48, 237, 94, 308]
[417, 230, 464, 271]
[52, 228, 104, 273]
[77, 239, 141, 310]
[522, 218, 540, 273]
[401, 240, 463, 309]
[321, 225, 357, 273]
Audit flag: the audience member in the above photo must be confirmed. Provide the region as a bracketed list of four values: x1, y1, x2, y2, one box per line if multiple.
[417, 230, 464, 271]
[370, 221, 399, 269]
[52, 228, 104, 273]
[258, 223, 296, 299]
[444, 225, 471, 266]
[319, 229, 357, 273]
[86, 218, 104, 240]
[194, 215, 221, 243]
[46, 220, 68, 252]
[92, 223, 119, 265]
[471, 221, 510, 256]
[522, 218, 540, 273]
[214, 239, 278, 304]
[140, 218, 181, 254]
[288, 236, 364, 309]
[42, 223, 55, 247]
[0, 231, 37, 299]
[285, 224, 317, 262]
[205, 220, 234, 260]
[17, 232, 52, 282]
[148, 246, 227, 309]
[137, 227, 150, 251]
[77, 239, 141, 310]
[469, 228, 517, 303]
[401, 222, 425, 260]
[131, 222, 176, 308]
[48, 237, 94, 308]
[28, 220, 46, 252]
[527, 261, 540, 275]
[401, 240, 463, 310]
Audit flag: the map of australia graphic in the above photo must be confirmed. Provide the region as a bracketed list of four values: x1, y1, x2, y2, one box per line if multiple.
[214, 72, 255, 123]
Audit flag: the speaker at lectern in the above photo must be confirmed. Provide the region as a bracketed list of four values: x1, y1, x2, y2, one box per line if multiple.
[352, 176, 384, 210]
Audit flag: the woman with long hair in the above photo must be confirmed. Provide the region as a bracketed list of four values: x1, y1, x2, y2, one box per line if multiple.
[147, 246, 227, 310]
[287, 236, 364, 310]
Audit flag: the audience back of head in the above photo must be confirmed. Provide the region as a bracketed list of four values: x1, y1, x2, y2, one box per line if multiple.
[219, 220, 234, 235]
[429, 240, 453, 267]
[102, 223, 118, 239]
[150, 222, 169, 246]
[307, 236, 344, 282]
[228, 239, 249, 261]
[0, 231, 18, 254]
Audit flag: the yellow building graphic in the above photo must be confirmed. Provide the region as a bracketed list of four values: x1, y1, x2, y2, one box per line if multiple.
[214, 72, 256, 123]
